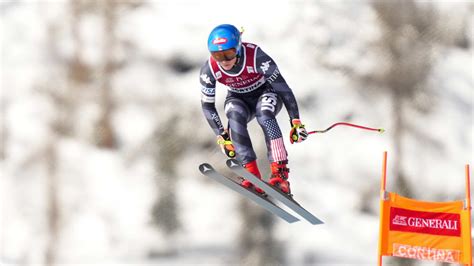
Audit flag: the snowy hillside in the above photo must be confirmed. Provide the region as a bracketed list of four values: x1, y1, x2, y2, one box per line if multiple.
[1, 1, 472, 265]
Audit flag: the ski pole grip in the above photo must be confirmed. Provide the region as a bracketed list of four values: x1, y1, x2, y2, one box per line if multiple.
[223, 141, 236, 158]
[292, 133, 298, 141]
[227, 149, 236, 158]
[217, 138, 236, 158]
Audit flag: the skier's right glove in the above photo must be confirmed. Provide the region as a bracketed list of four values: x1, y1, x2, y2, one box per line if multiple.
[289, 118, 308, 144]
[217, 130, 236, 158]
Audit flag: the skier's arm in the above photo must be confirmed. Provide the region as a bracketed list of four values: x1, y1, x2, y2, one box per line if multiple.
[255, 47, 300, 120]
[256, 47, 307, 143]
[200, 62, 226, 136]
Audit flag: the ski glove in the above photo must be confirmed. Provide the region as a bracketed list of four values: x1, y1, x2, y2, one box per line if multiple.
[217, 130, 236, 158]
[289, 118, 308, 144]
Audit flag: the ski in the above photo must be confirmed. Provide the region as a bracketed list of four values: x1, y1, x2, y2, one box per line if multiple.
[226, 159, 324, 225]
[198, 163, 300, 223]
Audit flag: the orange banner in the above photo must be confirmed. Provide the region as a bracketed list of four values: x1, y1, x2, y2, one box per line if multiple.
[379, 192, 471, 264]
[378, 152, 472, 265]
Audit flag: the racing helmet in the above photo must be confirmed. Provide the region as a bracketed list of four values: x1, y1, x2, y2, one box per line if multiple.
[207, 24, 242, 57]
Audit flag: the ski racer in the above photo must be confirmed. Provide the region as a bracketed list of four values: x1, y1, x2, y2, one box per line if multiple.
[200, 24, 308, 195]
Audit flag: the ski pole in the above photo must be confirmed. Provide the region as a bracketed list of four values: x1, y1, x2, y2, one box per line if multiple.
[307, 122, 385, 135]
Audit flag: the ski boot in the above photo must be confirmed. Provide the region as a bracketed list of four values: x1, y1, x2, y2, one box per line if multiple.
[240, 160, 265, 195]
[269, 160, 292, 196]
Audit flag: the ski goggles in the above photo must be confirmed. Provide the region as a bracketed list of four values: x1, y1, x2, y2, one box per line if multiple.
[210, 48, 237, 62]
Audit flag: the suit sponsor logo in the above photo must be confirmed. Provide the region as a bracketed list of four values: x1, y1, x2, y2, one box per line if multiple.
[200, 74, 212, 85]
[227, 76, 265, 94]
[260, 93, 278, 113]
[260, 60, 271, 74]
[201, 86, 215, 95]
[211, 113, 223, 129]
[224, 102, 234, 114]
[267, 68, 280, 83]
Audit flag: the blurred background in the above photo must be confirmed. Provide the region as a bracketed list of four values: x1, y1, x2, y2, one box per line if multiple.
[0, 0, 472, 265]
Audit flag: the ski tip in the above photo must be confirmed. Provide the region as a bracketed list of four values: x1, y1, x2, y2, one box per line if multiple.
[199, 163, 214, 173]
[226, 159, 241, 168]
[311, 220, 324, 225]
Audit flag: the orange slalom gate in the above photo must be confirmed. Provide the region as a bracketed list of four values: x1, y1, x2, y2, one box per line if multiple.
[378, 152, 472, 265]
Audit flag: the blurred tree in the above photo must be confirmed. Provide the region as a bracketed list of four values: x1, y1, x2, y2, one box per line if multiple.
[40, 1, 147, 263]
[44, 134, 59, 266]
[51, 0, 90, 137]
[238, 199, 284, 266]
[57, 0, 94, 137]
[150, 112, 187, 256]
[92, 0, 145, 148]
[94, 0, 118, 148]
[371, 0, 439, 197]
[373, 0, 437, 197]
[42, 21, 65, 266]
[370, 1, 441, 265]
[238, 147, 284, 265]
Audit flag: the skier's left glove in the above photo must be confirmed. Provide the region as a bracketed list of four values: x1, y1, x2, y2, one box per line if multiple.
[217, 130, 236, 158]
[289, 118, 308, 144]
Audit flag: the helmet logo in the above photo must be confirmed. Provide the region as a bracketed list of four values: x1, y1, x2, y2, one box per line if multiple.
[212, 37, 228, 44]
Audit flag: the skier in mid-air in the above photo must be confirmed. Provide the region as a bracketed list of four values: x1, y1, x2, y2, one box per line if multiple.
[200, 24, 308, 196]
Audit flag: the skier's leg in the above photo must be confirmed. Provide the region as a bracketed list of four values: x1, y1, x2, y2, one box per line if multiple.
[224, 97, 256, 164]
[255, 92, 286, 162]
[225, 97, 264, 193]
[256, 92, 292, 194]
